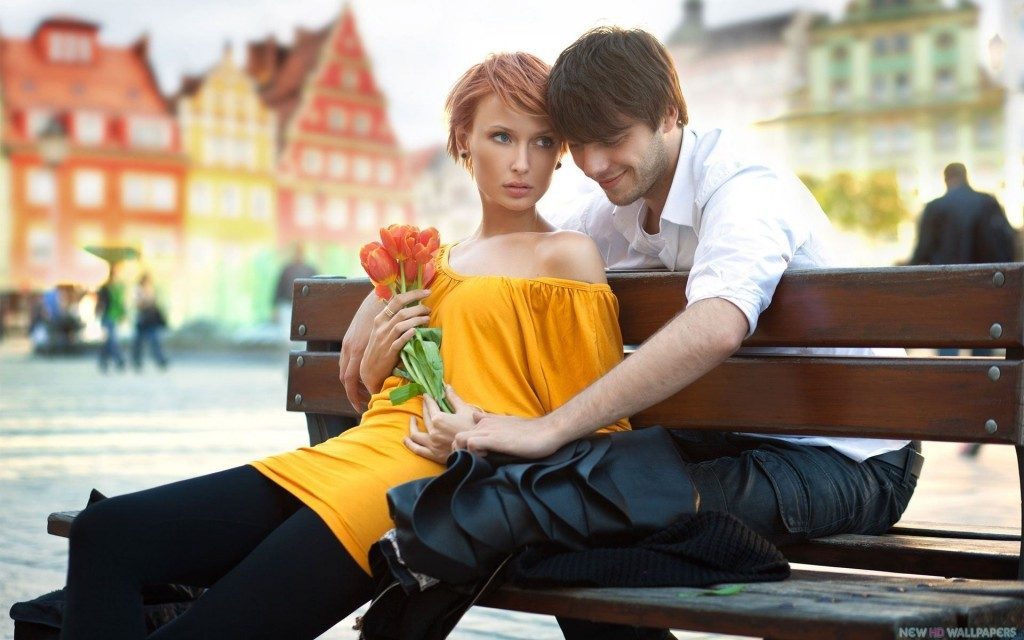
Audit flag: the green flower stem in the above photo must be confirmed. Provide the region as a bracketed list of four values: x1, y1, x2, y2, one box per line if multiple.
[400, 339, 452, 414]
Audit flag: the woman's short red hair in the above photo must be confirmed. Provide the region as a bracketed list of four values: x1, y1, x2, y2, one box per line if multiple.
[445, 52, 562, 172]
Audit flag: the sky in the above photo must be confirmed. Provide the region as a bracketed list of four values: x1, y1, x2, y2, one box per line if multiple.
[0, 0, 1003, 152]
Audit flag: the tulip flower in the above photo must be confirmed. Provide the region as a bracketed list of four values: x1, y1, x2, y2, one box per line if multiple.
[361, 224, 450, 412]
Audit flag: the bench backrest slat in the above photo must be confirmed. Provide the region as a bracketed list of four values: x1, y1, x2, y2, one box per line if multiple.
[292, 264, 1024, 349]
[287, 352, 1023, 444]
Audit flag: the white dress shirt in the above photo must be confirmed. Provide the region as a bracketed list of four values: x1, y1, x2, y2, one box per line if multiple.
[560, 127, 908, 462]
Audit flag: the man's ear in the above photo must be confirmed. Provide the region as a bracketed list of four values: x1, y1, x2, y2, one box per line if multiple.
[661, 105, 679, 133]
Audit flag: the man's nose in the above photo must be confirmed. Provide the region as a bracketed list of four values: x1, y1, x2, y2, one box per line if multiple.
[577, 146, 608, 179]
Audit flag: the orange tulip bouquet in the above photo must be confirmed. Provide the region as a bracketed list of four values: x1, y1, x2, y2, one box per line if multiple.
[359, 225, 452, 413]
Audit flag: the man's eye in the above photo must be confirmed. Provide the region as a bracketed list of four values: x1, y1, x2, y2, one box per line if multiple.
[536, 137, 554, 148]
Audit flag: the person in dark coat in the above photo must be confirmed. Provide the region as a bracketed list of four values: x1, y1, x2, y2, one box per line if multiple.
[909, 163, 1011, 266]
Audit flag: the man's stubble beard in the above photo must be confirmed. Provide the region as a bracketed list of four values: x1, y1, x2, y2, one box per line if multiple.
[605, 134, 669, 206]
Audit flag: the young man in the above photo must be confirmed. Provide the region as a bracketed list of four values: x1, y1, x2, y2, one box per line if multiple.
[341, 27, 922, 640]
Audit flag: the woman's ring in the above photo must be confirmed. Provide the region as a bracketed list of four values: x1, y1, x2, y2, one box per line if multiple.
[383, 305, 396, 319]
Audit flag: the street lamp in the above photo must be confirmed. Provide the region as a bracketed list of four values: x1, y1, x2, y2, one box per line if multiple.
[38, 117, 68, 283]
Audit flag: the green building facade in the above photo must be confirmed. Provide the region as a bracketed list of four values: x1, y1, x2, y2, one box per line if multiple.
[765, 0, 1005, 217]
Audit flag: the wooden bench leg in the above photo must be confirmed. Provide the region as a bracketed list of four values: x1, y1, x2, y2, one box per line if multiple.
[1017, 443, 1023, 581]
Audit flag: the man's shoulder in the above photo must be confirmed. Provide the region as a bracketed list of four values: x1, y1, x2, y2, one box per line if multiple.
[689, 128, 778, 204]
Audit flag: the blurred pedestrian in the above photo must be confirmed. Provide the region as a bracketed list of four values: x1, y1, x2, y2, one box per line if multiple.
[96, 263, 127, 373]
[132, 272, 169, 371]
[909, 163, 1015, 458]
[272, 244, 316, 340]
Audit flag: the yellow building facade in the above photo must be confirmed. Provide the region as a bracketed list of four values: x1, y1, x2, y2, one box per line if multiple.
[177, 47, 278, 327]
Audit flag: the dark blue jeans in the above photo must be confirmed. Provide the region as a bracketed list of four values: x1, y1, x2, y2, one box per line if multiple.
[559, 431, 919, 640]
[132, 325, 168, 369]
[99, 318, 125, 371]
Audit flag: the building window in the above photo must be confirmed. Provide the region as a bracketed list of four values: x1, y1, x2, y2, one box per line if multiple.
[27, 168, 56, 205]
[221, 184, 242, 217]
[831, 128, 852, 160]
[356, 201, 377, 231]
[376, 160, 395, 185]
[189, 181, 213, 215]
[894, 73, 911, 101]
[892, 34, 909, 54]
[27, 226, 55, 265]
[129, 117, 172, 150]
[295, 194, 317, 227]
[871, 126, 890, 155]
[934, 119, 957, 151]
[354, 157, 373, 182]
[122, 173, 177, 211]
[302, 149, 324, 176]
[831, 46, 848, 62]
[892, 124, 913, 154]
[935, 68, 956, 96]
[871, 75, 888, 102]
[75, 112, 105, 145]
[328, 107, 347, 131]
[354, 113, 371, 135]
[872, 37, 889, 57]
[325, 198, 348, 229]
[935, 32, 955, 50]
[251, 187, 272, 220]
[48, 33, 93, 63]
[328, 153, 348, 179]
[27, 110, 53, 139]
[976, 117, 996, 148]
[343, 69, 359, 90]
[73, 170, 105, 208]
[831, 79, 850, 106]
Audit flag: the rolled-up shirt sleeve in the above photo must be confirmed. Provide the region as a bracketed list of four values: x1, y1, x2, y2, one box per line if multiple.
[685, 165, 812, 337]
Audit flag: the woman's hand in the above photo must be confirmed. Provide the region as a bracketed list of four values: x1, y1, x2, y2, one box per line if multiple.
[359, 289, 432, 399]
[404, 385, 480, 464]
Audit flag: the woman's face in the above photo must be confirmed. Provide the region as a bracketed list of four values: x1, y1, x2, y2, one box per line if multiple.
[462, 93, 560, 215]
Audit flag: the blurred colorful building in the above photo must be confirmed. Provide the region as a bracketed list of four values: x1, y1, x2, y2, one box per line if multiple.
[246, 4, 414, 278]
[1001, 0, 1024, 223]
[0, 81, 10, 290]
[763, 0, 1005, 213]
[405, 145, 478, 243]
[0, 17, 186, 292]
[175, 45, 278, 327]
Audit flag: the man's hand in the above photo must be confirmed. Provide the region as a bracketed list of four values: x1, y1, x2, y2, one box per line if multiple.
[359, 289, 432, 403]
[453, 414, 567, 460]
[404, 385, 480, 464]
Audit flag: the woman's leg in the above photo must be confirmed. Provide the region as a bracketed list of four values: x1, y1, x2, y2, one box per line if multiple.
[150, 506, 373, 640]
[63, 466, 305, 639]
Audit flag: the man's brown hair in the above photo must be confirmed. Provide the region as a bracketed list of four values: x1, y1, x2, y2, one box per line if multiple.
[547, 27, 688, 144]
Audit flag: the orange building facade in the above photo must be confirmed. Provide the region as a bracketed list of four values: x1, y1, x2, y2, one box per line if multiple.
[1, 17, 185, 290]
[248, 6, 413, 275]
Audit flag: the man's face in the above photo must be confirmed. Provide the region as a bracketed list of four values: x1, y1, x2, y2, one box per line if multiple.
[568, 119, 670, 206]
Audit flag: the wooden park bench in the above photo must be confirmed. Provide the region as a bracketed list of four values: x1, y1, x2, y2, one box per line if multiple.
[48, 264, 1024, 638]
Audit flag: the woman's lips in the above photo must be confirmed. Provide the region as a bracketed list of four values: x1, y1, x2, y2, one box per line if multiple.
[503, 183, 532, 198]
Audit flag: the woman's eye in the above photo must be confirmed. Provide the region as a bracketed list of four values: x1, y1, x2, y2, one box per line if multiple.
[492, 132, 511, 143]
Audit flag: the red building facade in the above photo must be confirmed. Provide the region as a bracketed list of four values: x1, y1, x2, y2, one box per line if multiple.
[1, 17, 186, 289]
[248, 5, 413, 274]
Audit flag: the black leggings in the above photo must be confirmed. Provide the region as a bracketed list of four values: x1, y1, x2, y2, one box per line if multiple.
[61, 465, 373, 640]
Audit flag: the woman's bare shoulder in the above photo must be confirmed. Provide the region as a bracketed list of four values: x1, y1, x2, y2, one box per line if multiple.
[536, 230, 607, 284]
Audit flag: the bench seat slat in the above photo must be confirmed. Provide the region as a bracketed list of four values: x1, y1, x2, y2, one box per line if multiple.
[287, 352, 1023, 444]
[481, 570, 1024, 640]
[783, 534, 1019, 579]
[292, 264, 1024, 348]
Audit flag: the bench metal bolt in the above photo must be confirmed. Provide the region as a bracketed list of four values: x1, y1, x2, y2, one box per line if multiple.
[985, 419, 997, 434]
[298, 324, 307, 336]
[989, 323, 1002, 339]
[302, 284, 309, 296]
[296, 356, 304, 367]
[294, 393, 303, 405]
[993, 272, 1005, 287]
[988, 365, 1000, 381]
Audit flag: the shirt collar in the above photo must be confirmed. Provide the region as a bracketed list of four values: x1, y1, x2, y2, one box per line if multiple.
[660, 127, 698, 228]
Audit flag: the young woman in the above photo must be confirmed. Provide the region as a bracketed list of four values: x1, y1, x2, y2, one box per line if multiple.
[62, 52, 629, 639]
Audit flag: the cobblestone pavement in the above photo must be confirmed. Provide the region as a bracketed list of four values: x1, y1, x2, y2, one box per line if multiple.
[1, 338, 1019, 640]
